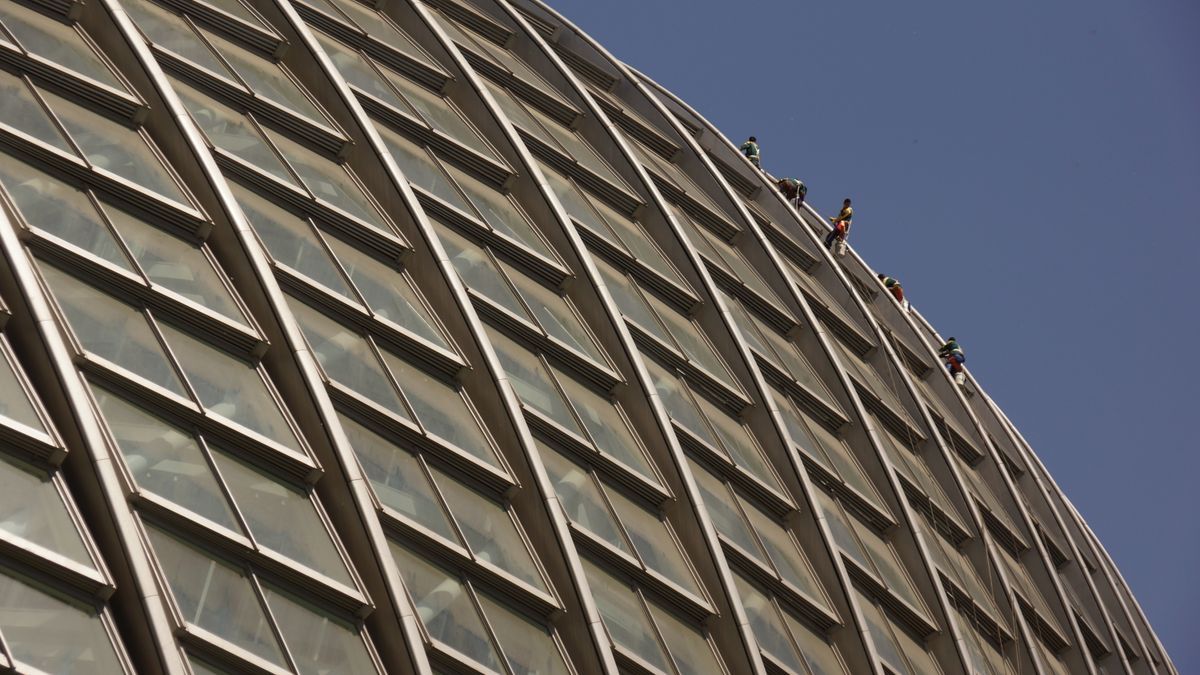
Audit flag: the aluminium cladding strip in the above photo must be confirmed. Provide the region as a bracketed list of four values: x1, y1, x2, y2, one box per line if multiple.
[0, 0, 1174, 674]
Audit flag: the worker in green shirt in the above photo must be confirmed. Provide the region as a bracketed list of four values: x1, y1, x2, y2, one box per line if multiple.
[739, 136, 761, 168]
[938, 338, 966, 385]
[877, 274, 907, 308]
[776, 177, 807, 205]
[825, 198, 853, 251]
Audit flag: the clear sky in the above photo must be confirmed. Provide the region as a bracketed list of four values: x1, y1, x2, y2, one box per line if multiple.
[548, 0, 1199, 669]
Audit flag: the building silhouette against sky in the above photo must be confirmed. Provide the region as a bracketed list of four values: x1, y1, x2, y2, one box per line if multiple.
[0, 0, 1175, 672]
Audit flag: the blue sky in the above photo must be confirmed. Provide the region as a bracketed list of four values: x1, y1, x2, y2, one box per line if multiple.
[550, 0, 1199, 669]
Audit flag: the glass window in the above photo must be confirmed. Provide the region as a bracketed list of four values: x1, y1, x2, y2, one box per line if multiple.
[433, 469, 546, 591]
[39, 89, 188, 205]
[40, 263, 187, 397]
[855, 590, 911, 675]
[324, 237, 449, 348]
[388, 541, 503, 670]
[290, 300, 411, 419]
[0, 348, 42, 431]
[204, 0, 269, 30]
[815, 492, 871, 572]
[212, 449, 352, 585]
[0, 568, 124, 673]
[648, 602, 726, 675]
[699, 394, 784, 492]
[379, 128, 472, 213]
[264, 586, 379, 674]
[384, 72, 496, 160]
[526, 105, 626, 189]
[444, 165, 554, 260]
[104, 204, 245, 322]
[594, 261, 672, 345]
[379, 352, 501, 468]
[645, 358, 720, 448]
[553, 368, 657, 482]
[0, 2, 123, 89]
[486, 329, 580, 435]
[230, 184, 354, 296]
[851, 519, 925, 612]
[781, 611, 849, 675]
[94, 388, 239, 531]
[338, 413, 457, 541]
[0, 160, 132, 270]
[644, 292, 731, 385]
[478, 594, 572, 675]
[581, 559, 671, 672]
[326, 0, 433, 69]
[160, 324, 298, 447]
[606, 488, 700, 594]
[0, 454, 91, 565]
[538, 164, 609, 235]
[268, 131, 389, 233]
[435, 223, 530, 320]
[0, 69, 72, 152]
[503, 264, 605, 363]
[741, 503, 824, 602]
[537, 441, 630, 553]
[171, 77, 298, 187]
[688, 462, 764, 559]
[147, 525, 285, 665]
[314, 32, 414, 116]
[592, 199, 683, 287]
[733, 574, 807, 674]
[122, 0, 233, 80]
[204, 29, 329, 127]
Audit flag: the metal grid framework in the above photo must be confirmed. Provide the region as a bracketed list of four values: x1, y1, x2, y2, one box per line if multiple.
[0, 0, 1174, 672]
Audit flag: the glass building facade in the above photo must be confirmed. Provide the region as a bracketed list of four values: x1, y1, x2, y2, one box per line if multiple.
[0, 0, 1174, 672]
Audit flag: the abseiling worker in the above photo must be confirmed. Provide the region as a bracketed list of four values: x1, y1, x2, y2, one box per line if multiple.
[877, 274, 907, 308]
[826, 198, 853, 250]
[739, 136, 761, 168]
[776, 177, 807, 204]
[938, 337, 967, 385]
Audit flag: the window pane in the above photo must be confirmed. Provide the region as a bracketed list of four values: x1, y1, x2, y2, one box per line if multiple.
[0, 569, 124, 673]
[645, 359, 720, 449]
[486, 329, 580, 435]
[595, 201, 684, 287]
[147, 525, 284, 665]
[40, 89, 188, 204]
[386, 72, 495, 160]
[380, 129, 472, 213]
[581, 559, 671, 672]
[688, 462, 764, 558]
[595, 261, 671, 344]
[325, 237, 448, 348]
[213, 449, 352, 585]
[478, 594, 572, 675]
[433, 469, 547, 591]
[504, 265, 604, 362]
[807, 416, 881, 505]
[160, 325, 298, 446]
[815, 492, 871, 572]
[0, 454, 90, 565]
[338, 414, 457, 540]
[264, 586, 379, 674]
[94, 388, 239, 531]
[527, 105, 626, 189]
[733, 575, 806, 674]
[606, 488, 699, 594]
[105, 204, 245, 322]
[644, 293, 731, 385]
[741, 502, 823, 601]
[379, 352, 500, 467]
[291, 301, 410, 419]
[230, 184, 354, 297]
[537, 441, 629, 553]
[444, 165, 553, 259]
[172, 78, 298, 186]
[269, 132, 389, 233]
[0, 161, 131, 269]
[203, 0, 268, 30]
[851, 518, 924, 613]
[855, 591, 911, 675]
[0, 349, 43, 431]
[39, 264, 186, 396]
[700, 395, 783, 492]
[0, 3, 123, 89]
[436, 224, 529, 320]
[205, 30, 328, 127]
[316, 32, 415, 116]
[388, 542, 503, 670]
[554, 369, 656, 482]
[781, 611, 849, 675]
[122, 0, 232, 79]
[648, 602, 726, 675]
[539, 165, 609, 235]
[0, 69, 71, 152]
[326, 0, 433, 69]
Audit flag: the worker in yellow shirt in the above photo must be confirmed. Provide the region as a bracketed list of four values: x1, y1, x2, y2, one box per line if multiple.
[825, 198, 852, 251]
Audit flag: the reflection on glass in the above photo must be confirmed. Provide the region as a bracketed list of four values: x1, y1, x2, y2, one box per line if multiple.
[123, 0, 232, 79]
[436, 224, 529, 320]
[606, 488, 699, 594]
[94, 388, 239, 531]
[445, 165, 553, 259]
[384, 72, 496, 160]
[0, 69, 72, 152]
[339, 414, 457, 540]
[0, 455, 90, 565]
[40, 264, 186, 396]
[379, 129, 472, 213]
[40, 89, 189, 204]
[0, 2, 123, 89]
[264, 586, 379, 674]
[855, 590, 911, 675]
[504, 265, 605, 363]
[741, 503, 823, 601]
[160, 324, 298, 446]
[316, 32, 415, 116]
[0, 569, 124, 673]
[269, 131, 389, 233]
[290, 300, 410, 419]
[537, 441, 629, 552]
[484, 328, 580, 435]
[205, 30, 328, 127]
[388, 542, 503, 670]
[147, 525, 285, 665]
[0, 161, 131, 270]
[781, 611, 849, 675]
[595, 260, 671, 344]
[733, 574, 806, 674]
[213, 449, 352, 584]
[0, 348, 43, 431]
[688, 462, 763, 558]
[479, 594, 572, 675]
[433, 469, 546, 591]
[554, 370, 656, 481]
[582, 559, 671, 671]
[648, 602, 725, 675]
